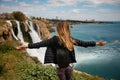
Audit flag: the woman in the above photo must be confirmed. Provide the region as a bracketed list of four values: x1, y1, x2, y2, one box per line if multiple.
[16, 21, 106, 80]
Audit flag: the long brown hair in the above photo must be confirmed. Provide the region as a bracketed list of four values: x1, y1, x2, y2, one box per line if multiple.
[56, 21, 76, 51]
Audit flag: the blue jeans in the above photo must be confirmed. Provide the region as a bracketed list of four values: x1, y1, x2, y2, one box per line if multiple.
[57, 66, 73, 80]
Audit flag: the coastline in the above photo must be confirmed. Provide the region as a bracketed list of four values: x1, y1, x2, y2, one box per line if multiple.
[48, 19, 114, 25]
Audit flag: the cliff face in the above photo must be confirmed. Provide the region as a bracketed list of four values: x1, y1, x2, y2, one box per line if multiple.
[0, 23, 13, 42]
[0, 19, 51, 43]
[32, 20, 51, 40]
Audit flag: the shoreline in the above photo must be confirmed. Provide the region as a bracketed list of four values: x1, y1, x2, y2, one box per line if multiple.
[48, 19, 115, 25]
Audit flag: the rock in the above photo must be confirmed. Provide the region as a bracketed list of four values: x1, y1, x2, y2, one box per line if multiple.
[22, 22, 29, 32]
[0, 19, 52, 42]
[32, 20, 51, 40]
[0, 23, 13, 42]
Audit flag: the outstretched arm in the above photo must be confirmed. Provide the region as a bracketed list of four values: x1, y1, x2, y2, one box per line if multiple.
[73, 38, 106, 47]
[16, 36, 56, 50]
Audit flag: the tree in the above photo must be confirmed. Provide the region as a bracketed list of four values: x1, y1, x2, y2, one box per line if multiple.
[12, 11, 26, 21]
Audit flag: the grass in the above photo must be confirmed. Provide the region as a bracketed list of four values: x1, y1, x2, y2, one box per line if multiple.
[73, 70, 104, 80]
[0, 41, 105, 80]
[0, 41, 25, 80]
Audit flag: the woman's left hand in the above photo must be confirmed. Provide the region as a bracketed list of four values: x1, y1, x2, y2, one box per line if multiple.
[96, 40, 106, 46]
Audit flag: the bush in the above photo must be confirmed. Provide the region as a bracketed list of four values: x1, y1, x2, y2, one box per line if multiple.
[17, 63, 58, 80]
[12, 11, 26, 21]
[0, 42, 15, 53]
[0, 49, 25, 80]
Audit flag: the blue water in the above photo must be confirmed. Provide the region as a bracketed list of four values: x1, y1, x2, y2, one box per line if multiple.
[70, 23, 120, 80]
[52, 23, 120, 80]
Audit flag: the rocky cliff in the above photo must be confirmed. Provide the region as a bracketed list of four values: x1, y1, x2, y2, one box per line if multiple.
[0, 19, 51, 43]
[0, 21, 13, 42]
[32, 20, 51, 40]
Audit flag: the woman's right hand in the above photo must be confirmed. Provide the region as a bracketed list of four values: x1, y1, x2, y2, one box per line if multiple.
[16, 45, 28, 50]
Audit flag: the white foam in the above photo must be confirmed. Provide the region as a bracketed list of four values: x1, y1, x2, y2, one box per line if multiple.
[74, 47, 114, 66]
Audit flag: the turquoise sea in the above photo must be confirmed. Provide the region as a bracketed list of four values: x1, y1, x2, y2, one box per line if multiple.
[52, 23, 120, 80]
[71, 23, 120, 80]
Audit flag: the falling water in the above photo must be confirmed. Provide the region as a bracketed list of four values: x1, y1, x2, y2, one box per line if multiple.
[27, 21, 41, 42]
[36, 24, 41, 37]
[6, 20, 18, 40]
[15, 20, 25, 44]
[26, 20, 46, 63]
[7, 20, 46, 64]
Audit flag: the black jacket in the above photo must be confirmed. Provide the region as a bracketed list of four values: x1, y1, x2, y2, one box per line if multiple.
[28, 36, 96, 64]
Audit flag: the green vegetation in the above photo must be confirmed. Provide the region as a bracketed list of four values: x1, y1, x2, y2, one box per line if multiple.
[0, 41, 58, 80]
[72, 71, 104, 80]
[0, 41, 22, 80]
[17, 63, 58, 80]
[0, 41, 104, 80]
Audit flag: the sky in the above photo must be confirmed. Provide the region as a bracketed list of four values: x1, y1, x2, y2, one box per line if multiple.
[0, 0, 120, 21]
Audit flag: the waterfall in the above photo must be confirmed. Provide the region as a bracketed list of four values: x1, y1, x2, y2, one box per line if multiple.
[26, 20, 46, 64]
[27, 21, 41, 42]
[15, 21, 25, 44]
[7, 20, 46, 64]
[6, 20, 18, 40]
[36, 24, 41, 37]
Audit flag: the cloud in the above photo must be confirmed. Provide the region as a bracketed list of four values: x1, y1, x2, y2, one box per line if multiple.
[68, 8, 120, 21]
[19, 2, 31, 7]
[34, 0, 40, 4]
[47, 0, 120, 7]
[0, 0, 120, 21]
[82, 0, 120, 6]
[0, 4, 14, 13]
[1, 0, 12, 2]
[97, 9, 120, 21]
[98, 9, 120, 14]
[0, 4, 33, 14]
[0, 1, 49, 18]
[47, 0, 80, 7]
[72, 9, 90, 14]
[72, 9, 80, 13]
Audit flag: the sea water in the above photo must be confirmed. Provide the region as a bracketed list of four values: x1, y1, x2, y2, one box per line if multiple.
[70, 23, 120, 80]
[52, 23, 120, 80]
